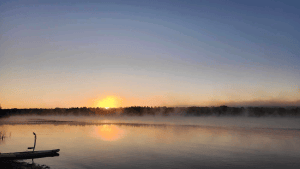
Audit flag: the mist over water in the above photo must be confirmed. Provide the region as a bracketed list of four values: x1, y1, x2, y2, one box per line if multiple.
[1, 115, 300, 169]
[1, 0, 300, 168]
[2, 114, 300, 129]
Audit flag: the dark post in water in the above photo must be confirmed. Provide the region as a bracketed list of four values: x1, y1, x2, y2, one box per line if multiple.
[28, 132, 36, 152]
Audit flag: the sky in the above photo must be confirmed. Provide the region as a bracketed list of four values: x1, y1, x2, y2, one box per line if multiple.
[0, 0, 300, 108]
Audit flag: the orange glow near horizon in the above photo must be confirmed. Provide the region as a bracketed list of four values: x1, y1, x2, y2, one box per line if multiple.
[93, 125, 125, 141]
[1, 88, 300, 109]
[97, 96, 122, 108]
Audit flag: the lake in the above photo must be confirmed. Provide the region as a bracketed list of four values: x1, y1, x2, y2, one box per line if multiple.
[1, 115, 300, 169]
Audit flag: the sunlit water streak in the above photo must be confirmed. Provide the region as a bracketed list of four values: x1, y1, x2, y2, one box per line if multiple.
[1, 115, 300, 169]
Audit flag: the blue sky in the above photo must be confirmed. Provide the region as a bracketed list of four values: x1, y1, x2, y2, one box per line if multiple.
[0, 0, 299, 108]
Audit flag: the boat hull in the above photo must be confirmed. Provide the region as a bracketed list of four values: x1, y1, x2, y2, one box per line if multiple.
[0, 149, 60, 160]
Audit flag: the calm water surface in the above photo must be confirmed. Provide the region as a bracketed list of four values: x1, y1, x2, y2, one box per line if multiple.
[1, 115, 300, 169]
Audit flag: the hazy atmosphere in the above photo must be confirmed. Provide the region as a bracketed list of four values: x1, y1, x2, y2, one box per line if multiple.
[1, 1, 300, 168]
[1, 0, 300, 108]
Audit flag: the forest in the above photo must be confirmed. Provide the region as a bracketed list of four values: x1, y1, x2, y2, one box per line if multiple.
[1, 106, 300, 118]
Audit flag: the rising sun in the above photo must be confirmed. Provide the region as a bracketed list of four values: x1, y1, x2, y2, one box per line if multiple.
[97, 96, 122, 108]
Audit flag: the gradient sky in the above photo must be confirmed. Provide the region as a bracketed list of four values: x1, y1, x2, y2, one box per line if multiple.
[1, 0, 300, 108]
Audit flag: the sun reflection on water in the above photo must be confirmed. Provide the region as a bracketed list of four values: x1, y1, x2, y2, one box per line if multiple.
[92, 125, 125, 141]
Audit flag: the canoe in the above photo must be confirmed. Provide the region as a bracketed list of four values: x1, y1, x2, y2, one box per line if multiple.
[0, 149, 60, 160]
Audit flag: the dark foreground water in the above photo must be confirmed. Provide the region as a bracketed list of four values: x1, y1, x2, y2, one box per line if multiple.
[1, 116, 300, 169]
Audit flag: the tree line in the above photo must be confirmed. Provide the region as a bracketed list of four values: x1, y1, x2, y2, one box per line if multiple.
[0, 106, 300, 118]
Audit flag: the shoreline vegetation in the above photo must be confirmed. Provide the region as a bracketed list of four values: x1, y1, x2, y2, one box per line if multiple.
[1, 106, 300, 118]
[1, 107, 299, 169]
[0, 160, 50, 169]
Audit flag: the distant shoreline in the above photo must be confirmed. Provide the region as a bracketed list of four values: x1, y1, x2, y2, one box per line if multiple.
[1, 106, 300, 118]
